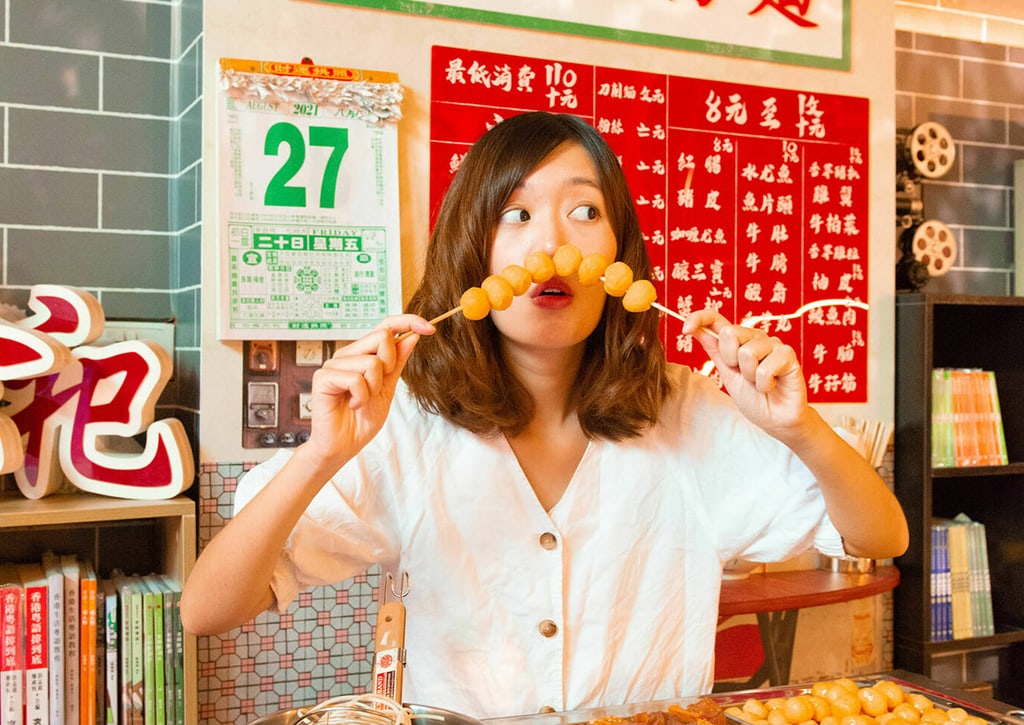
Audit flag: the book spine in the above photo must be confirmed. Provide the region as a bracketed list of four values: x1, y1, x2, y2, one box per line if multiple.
[0, 564, 24, 725]
[41, 553, 64, 725]
[18, 564, 50, 725]
[61, 555, 81, 725]
[986, 371, 1009, 465]
[81, 564, 98, 725]
[157, 577, 183, 725]
[102, 580, 119, 725]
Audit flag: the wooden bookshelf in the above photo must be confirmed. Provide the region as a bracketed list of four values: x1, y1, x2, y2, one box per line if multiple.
[0, 491, 197, 722]
[894, 293, 1024, 705]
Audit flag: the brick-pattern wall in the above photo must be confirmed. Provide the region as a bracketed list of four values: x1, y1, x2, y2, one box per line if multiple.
[0, 0, 203, 451]
[895, 31, 1024, 295]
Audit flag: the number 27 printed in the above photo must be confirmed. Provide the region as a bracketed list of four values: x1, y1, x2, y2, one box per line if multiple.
[264, 122, 349, 209]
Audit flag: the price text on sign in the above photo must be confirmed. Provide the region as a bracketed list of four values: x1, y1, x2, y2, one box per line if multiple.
[217, 63, 402, 340]
[429, 45, 869, 403]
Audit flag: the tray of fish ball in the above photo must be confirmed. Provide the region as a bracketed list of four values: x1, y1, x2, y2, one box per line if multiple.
[714, 676, 1024, 725]
[484, 676, 1022, 725]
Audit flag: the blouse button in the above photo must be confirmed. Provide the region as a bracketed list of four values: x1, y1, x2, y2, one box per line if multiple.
[539, 532, 558, 550]
[538, 619, 558, 637]
[539, 706, 557, 714]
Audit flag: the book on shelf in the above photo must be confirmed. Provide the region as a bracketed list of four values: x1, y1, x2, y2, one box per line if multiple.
[81, 561, 98, 725]
[930, 524, 952, 641]
[59, 554, 81, 725]
[112, 570, 144, 725]
[17, 561, 50, 725]
[102, 578, 119, 725]
[932, 368, 1008, 467]
[157, 575, 184, 725]
[41, 551, 64, 725]
[0, 561, 24, 725]
[930, 515, 995, 641]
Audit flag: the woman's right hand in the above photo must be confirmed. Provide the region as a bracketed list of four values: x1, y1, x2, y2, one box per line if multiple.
[302, 314, 435, 469]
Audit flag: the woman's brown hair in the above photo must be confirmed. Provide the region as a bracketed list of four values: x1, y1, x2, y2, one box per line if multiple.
[402, 112, 671, 440]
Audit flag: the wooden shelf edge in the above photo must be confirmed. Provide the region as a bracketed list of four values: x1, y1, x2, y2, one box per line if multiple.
[0, 491, 195, 527]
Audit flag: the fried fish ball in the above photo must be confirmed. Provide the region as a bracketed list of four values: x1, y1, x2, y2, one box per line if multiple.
[500, 264, 533, 296]
[622, 279, 658, 313]
[481, 274, 514, 310]
[875, 681, 906, 710]
[459, 287, 491, 320]
[857, 687, 889, 717]
[578, 253, 610, 286]
[524, 251, 556, 283]
[602, 261, 634, 297]
[553, 244, 583, 277]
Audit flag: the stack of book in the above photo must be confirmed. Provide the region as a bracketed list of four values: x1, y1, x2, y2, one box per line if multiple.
[0, 553, 184, 725]
[931, 368, 1008, 467]
[930, 514, 995, 642]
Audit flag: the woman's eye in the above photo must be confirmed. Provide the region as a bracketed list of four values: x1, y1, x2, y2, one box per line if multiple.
[499, 208, 530, 223]
[569, 205, 599, 221]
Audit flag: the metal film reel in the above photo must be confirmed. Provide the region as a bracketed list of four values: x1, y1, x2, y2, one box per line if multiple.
[908, 219, 957, 276]
[905, 122, 955, 179]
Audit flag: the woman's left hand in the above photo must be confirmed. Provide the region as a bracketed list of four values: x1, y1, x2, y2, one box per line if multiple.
[684, 309, 809, 441]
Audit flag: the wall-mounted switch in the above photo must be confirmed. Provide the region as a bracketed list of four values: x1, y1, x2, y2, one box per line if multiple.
[246, 382, 279, 428]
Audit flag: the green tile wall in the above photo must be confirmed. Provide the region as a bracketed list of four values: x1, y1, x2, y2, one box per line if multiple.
[0, 0, 204, 467]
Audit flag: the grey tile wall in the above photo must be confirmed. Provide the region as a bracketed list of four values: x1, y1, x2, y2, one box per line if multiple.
[896, 31, 1023, 295]
[0, 0, 203, 472]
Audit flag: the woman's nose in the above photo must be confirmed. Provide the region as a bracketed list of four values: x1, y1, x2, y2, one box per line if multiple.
[534, 216, 566, 255]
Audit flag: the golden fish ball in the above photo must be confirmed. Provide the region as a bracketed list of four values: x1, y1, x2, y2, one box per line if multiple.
[812, 682, 835, 699]
[553, 244, 583, 277]
[944, 709, 969, 723]
[500, 264, 532, 296]
[603, 261, 634, 297]
[481, 274, 514, 311]
[767, 710, 788, 725]
[819, 716, 841, 725]
[743, 700, 770, 720]
[622, 279, 658, 313]
[892, 703, 921, 724]
[783, 697, 815, 724]
[524, 251, 556, 283]
[807, 696, 831, 721]
[878, 714, 902, 725]
[459, 287, 491, 320]
[725, 707, 749, 722]
[857, 687, 889, 718]
[828, 691, 861, 719]
[840, 716, 876, 725]
[834, 678, 860, 695]
[765, 699, 788, 712]
[919, 709, 949, 724]
[875, 681, 906, 710]
[908, 695, 933, 714]
[578, 253, 610, 286]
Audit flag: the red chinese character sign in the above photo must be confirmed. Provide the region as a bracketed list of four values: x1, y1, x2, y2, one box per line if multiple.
[0, 285, 195, 499]
[430, 45, 869, 403]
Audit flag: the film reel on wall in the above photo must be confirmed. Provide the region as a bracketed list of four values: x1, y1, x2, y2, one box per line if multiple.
[895, 122, 958, 291]
[904, 121, 956, 179]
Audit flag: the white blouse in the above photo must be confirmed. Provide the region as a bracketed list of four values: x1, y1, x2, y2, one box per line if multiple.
[233, 364, 845, 719]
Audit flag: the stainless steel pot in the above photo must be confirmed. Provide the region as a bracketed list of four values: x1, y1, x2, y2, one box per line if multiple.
[250, 703, 486, 725]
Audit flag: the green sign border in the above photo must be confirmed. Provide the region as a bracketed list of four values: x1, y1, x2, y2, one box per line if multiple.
[319, 0, 851, 71]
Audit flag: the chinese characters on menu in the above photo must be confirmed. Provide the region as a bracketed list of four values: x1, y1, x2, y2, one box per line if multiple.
[430, 45, 869, 403]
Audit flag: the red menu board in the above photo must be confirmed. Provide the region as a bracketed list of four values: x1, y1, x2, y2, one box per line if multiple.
[430, 46, 869, 403]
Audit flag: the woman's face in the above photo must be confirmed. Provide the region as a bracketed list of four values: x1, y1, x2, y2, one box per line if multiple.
[487, 141, 618, 353]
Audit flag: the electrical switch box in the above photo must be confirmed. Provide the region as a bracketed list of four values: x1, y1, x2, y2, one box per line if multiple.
[241, 340, 335, 448]
[246, 381, 279, 428]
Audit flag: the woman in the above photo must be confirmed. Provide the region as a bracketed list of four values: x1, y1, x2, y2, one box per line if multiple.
[181, 112, 907, 719]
